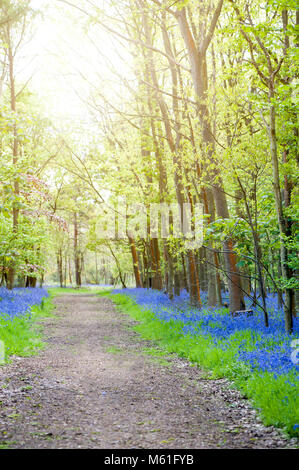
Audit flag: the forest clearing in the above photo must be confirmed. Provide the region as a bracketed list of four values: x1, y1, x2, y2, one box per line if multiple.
[0, 0, 298, 454]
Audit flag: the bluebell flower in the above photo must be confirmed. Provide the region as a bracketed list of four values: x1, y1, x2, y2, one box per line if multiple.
[0, 287, 49, 321]
[112, 288, 299, 377]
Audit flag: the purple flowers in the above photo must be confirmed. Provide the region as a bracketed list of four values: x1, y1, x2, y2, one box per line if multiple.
[112, 288, 299, 377]
[0, 287, 49, 320]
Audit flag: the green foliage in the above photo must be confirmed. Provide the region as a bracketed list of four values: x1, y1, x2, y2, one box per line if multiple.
[0, 296, 55, 361]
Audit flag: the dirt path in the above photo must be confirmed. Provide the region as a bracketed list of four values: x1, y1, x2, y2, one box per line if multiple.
[0, 294, 296, 449]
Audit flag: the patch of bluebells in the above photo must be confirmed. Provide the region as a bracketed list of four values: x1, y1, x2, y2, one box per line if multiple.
[0, 287, 49, 321]
[112, 288, 299, 377]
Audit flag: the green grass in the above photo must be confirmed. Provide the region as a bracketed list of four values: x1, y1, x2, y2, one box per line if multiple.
[97, 288, 113, 296]
[0, 295, 55, 363]
[48, 287, 93, 296]
[106, 292, 299, 439]
[48, 287, 113, 297]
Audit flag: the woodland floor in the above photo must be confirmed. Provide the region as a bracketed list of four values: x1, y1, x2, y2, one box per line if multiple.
[0, 293, 297, 449]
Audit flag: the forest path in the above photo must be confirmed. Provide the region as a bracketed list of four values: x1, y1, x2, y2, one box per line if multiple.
[0, 293, 294, 449]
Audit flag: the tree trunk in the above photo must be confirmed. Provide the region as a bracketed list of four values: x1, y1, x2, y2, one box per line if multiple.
[174, 269, 181, 296]
[74, 212, 81, 288]
[128, 236, 142, 288]
[188, 251, 201, 307]
[177, 8, 244, 313]
[268, 94, 293, 332]
[6, 27, 19, 290]
[57, 249, 63, 288]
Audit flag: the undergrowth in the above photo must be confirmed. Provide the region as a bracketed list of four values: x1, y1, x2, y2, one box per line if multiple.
[0, 295, 55, 362]
[107, 292, 299, 439]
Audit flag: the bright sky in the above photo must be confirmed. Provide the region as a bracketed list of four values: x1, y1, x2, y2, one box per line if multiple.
[21, 0, 131, 138]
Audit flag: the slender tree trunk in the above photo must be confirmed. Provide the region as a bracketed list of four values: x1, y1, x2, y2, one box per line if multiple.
[181, 253, 188, 292]
[57, 249, 63, 288]
[68, 255, 72, 285]
[282, 149, 296, 318]
[6, 29, 19, 289]
[188, 251, 201, 307]
[198, 248, 207, 292]
[214, 252, 223, 306]
[74, 212, 81, 288]
[128, 236, 142, 288]
[237, 177, 268, 325]
[64, 252, 67, 287]
[203, 187, 218, 307]
[268, 92, 293, 332]
[107, 242, 127, 289]
[95, 252, 99, 284]
[174, 269, 181, 296]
